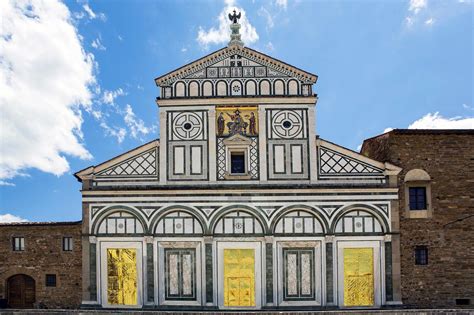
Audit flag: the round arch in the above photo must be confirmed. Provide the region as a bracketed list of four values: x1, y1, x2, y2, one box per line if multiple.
[7, 274, 35, 308]
[208, 205, 268, 235]
[330, 204, 389, 234]
[270, 204, 329, 234]
[149, 205, 207, 236]
[91, 205, 147, 235]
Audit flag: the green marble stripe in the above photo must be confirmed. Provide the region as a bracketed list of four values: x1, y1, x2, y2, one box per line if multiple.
[326, 243, 333, 303]
[147, 243, 154, 302]
[266, 243, 274, 303]
[205, 243, 213, 303]
[385, 241, 393, 301]
[90, 243, 97, 301]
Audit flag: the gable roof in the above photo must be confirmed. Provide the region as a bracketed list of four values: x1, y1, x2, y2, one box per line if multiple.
[154, 46, 318, 87]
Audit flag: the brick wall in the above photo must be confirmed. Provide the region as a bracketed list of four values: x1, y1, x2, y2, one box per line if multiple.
[362, 130, 474, 308]
[0, 222, 82, 309]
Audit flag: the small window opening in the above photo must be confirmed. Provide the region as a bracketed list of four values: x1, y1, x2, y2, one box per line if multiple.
[409, 187, 427, 210]
[230, 152, 245, 174]
[46, 274, 57, 287]
[62, 237, 73, 251]
[183, 122, 192, 130]
[12, 237, 25, 251]
[415, 246, 428, 265]
[456, 299, 470, 306]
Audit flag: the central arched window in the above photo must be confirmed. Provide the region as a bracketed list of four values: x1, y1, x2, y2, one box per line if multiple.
[96, 211, 144, 235]
[154, 211, 203, 236]
[213, 210, 264, 235]
[274, 210, 324, 235]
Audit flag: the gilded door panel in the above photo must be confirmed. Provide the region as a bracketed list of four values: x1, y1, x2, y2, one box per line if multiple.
[107, 248, 138, 305]
[223, 249, 255, 307]
[343, 248, 374, 306]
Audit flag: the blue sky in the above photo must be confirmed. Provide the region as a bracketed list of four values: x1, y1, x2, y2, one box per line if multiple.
[0, 0, 472, 222]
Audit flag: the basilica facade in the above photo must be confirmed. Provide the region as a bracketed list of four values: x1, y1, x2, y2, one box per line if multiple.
[75, 16, 403, 310]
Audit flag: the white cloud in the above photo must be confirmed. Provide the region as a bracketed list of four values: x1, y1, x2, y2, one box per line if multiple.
[0, 0, 95, 180]
[409, 0, 427, 14]
[100, 121, 127, 143]
[124, 104, 152, 139]
[197, 0, 259, 48]
[408, 112, 474, 129]
[425, 17, 435, 25]
[258, 7, 274, 29]
[463, 103, 473, 111]
[265, 41, 275, 51]
[0, 213, 29, 223]
[102, 88, 125, 105]
[82, 3, 106, 21]
[117, 35, 123, 41]
[356, 144, 362, 152]
[0, 180, 15, 186]
[181, 47, 187, 53]
[91, 37, 106, 50]
[384, 127, 394, 133]
[275, 0, 288, 10]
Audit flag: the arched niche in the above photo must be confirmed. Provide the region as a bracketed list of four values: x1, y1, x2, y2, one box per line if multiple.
[246, 80, 256, 95]
[96, 210, 145, 235]
[188, 81, 199, 97]
[288, 80, 298, 95]
[202, 81, 213, 96]
[154, 210, 203, 236]
[175, 81, 186, 97]
[334, 210, 384, 234]
[260, 80, 271, 95]
[273, 210, 324, 235]
[274, 80, 285, 95]
[216, 81, 228, 96]
[213, 210, 264, 235]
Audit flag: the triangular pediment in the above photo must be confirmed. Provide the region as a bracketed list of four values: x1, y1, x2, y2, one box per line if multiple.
[155, 46, 317, 87]
[317, 139, 401, 180]
[223, 134, 252, 146]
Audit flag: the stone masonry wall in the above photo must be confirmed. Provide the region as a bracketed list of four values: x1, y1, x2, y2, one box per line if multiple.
[0, 222, 82, 309]
[362, 130, 474, 308]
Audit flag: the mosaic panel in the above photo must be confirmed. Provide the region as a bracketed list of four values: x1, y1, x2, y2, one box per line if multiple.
[223, 249, 255, 307]
[107, 249, 137, 306]
[343, 248, 374, 306]
[216, 107, 258, 137]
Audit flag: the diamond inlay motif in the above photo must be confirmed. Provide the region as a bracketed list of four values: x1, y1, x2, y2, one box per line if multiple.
[319, 147, 382, 175]
[99, 149, 157, 176]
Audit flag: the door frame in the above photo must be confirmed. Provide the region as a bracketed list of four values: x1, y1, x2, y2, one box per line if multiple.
[7, 274, 35, 308]
[99, 241, 143, 308]
[335, 239, 384, 308]
[215, 240, 263, 310]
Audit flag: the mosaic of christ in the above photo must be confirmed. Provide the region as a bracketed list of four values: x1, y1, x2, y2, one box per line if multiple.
[216, 107, 258, 137]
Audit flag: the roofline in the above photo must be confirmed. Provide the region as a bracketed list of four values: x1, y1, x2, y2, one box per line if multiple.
[74, 138, 160, 181]
[154, 47, 228, 84]
[154, 46, 318, 86]
[362, 128, 474, 144]
[0, 220, 82, 227]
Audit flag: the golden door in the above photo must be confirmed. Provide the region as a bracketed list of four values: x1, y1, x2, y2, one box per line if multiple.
[343, 248, 374, 307]
[107, 248, 138, 305]
[223, 249, 255, 307]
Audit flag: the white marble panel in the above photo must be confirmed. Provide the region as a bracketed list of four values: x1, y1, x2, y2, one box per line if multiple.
[291, 145, 302, 173]
[168, 254, 179, 295]
[287, 253, 297, 295]
[301, 253, 312, 295]
[182, 254, 193, 295]
[173, 147, 185, 174]
[191, 146, 202, 174]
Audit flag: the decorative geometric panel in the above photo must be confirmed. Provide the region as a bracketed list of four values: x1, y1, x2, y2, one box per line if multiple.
[98, 149, 157, 177]
[335, 210, 383, 234]
[343, 248, 374, 306]
[319, 147, 383, 175]
[214, 211, 263, 235]
[97, 212, 144, 235]
[216, 136, 258, 180]
[171, 112, 205, 141]
[274, 210, 324, 235]
[165, 248, 196, 300]
[155, 211, 203, 235]
[107, 248, 138, 306]
[283, 248, 315, 301]
[267, 109, 307, 140]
